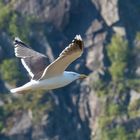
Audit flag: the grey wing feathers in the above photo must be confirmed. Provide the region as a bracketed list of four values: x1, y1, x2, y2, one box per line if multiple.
[14, 37, 49, 80]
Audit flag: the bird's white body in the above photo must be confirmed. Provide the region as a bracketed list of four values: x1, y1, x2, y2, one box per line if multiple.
[10, 71, 79, 93]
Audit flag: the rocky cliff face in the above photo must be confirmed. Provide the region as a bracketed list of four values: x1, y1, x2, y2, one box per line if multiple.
[0, 0, 140, 140]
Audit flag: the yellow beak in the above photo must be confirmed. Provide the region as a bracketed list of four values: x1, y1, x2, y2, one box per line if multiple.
[79, 74, 87, 79]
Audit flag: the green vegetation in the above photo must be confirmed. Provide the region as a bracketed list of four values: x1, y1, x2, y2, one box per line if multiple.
[0, 59, 22, 86]
[0, 2, 11, 28]
[91, 34, 140, 140]
[107, 35, 129, 82]
[0, 91, 53, 132]
[0, 106, 6, 132]
[0, 0, 35, 42]
[8, 12, 33, 41]
[101, 126, 135, 140]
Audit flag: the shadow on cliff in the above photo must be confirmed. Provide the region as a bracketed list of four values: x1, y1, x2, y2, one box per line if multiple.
[118, 0, 140, 46]
[44, 84, 90, 140]
[64, 0, 101, 38]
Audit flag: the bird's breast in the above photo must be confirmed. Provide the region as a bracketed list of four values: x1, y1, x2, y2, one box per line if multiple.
[36, 75, 72, 90]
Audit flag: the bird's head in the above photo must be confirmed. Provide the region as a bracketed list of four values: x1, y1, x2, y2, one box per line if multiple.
[65, 71, 87, 81]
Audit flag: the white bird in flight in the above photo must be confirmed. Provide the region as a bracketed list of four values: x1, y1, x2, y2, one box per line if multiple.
[10, 35, 87, 94]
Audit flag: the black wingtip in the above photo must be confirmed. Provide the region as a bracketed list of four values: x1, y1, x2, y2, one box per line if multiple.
[13, 37, 28, 47]
[14, 37, 22, 45]
[72, 35, 83, 50]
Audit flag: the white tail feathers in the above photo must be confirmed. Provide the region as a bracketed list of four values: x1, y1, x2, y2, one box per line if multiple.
[10, 82, 32, 94]
[10, 87, 31, 94]
[10, 87, 22, 93]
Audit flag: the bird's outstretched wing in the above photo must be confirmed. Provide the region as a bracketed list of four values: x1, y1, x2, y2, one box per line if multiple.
[40, 35, 84, 80]
[14, 37, 50, 80]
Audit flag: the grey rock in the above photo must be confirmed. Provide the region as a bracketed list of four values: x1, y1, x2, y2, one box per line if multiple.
[85, 32, 106, 71]
[136, 67, 140, 77]
[113, 26, 126, 36]
[12, 0, 71, 29]
[32, 125, 47, 140]
[130, 90, 140, 105]
[8, 111, 32, 135]
[85, 19, 103, 47]
[79, 75, 102, 138]
[92, 0, 119, 26]
[86, 20, 103, 36]
[0, 99, 4, 106]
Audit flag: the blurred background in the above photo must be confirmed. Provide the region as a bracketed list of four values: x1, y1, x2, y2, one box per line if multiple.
[0, 0, 140, 140]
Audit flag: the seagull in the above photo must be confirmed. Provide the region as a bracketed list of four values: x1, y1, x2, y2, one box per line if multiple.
[10, 35, 87, 94]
